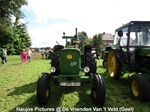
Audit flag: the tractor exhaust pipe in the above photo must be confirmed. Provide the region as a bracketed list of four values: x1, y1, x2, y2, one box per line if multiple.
[75, 28, 78, 39]
[74, 28, 79, 48]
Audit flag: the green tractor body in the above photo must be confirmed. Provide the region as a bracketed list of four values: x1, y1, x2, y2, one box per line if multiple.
[104, 21, 150, 102]
[58, 49, 81, 84]
[60, 49, 81, 75]
[36, 28, 106, 106]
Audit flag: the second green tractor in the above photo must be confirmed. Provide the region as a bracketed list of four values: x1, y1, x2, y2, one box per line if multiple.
[104, 21, 150, 102]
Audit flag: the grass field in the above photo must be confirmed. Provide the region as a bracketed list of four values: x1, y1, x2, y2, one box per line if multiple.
[0, 54, 150, 112]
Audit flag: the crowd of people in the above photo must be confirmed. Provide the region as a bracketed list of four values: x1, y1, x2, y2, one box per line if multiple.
[0, 48, 32, 65]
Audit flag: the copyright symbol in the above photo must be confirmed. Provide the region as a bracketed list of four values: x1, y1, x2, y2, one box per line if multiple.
[56, 107, 61, 112]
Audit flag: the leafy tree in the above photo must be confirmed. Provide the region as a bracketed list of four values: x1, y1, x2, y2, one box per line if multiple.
[0, 0, 27, 19]
[78, 31, 88, 51]
[84, 37, 92, 45]
[92, 33, 104, 51]
[0, 0, 31, 55]
[12, 18, 32, 54]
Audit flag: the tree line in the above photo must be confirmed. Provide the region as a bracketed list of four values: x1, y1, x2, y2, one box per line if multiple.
[78, 32, 106, 52]
[0, 0, 31, 55]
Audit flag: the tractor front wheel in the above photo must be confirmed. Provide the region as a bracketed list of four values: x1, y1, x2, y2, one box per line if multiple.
[91, 74, 105, 106]
[107, 50, 121, 80]
[130, 74, 150, 102]
[37, 73, 51, 105]
[102, 60, 107, 68]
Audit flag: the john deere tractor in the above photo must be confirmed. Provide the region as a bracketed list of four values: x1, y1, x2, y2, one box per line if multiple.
[36, 28, 106, 106]
[104, 21, 150, 102]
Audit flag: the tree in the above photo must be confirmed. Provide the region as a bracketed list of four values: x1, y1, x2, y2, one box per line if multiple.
[0, 0, 27, 19]
[78, 31, 92, 51]
[12, 19, 32, 54]
[0, 0, 31, 55]
[92, 33, 104, 51]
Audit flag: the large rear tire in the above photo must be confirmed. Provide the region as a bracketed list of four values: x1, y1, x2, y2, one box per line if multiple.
[107, 50, 121, 80]
[85, 51, 97, 75]
[130, 73, 150, 102]
[102, 60, 107, 68]
[51, 45, 64, 76]
[37, 73, 51, 105]
[91, 74, 105, 106]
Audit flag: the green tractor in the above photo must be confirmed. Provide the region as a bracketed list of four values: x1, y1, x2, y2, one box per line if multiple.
[36, 28, 106, 106]
[100, 49, 108, 68]
[104, 21, 150, 102]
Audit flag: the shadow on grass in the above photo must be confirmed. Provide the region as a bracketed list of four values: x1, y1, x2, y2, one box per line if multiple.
[47, 82, 96, 108]
[7, 82, 36, 96]
[102, 72, 131, 104]
[72, 84, 97, 108]
[9, 62, 22, 66]
[9, 94, 39, 112]
[9, 81, 97, 112]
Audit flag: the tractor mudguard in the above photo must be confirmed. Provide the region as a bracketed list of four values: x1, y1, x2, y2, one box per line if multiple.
[105, 45, 121, 55]
[102, 46, 111, 60]
[108, 46, 125, 65]
[114, 49, 125, 64]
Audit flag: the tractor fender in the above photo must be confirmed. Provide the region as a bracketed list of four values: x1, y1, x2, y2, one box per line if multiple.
[105, 45, 121, 52]
[108, 45, 125, 64]
[114, 49, 125, 64]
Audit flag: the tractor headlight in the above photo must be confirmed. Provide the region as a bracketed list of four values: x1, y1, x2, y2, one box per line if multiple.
[50, 67, 56, 73]
[84, 66, 90, 73]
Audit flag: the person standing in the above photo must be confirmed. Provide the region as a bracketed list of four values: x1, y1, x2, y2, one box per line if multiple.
[21, 49, 27, 64]
[1, 49, 5, 65]
[41, 49, 45, 59]
[4, 48, 7, 62]
[26, 48, 32, 62]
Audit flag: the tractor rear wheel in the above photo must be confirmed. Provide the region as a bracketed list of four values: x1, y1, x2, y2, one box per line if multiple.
[102, 60, 107, 68]
[51, 51, 59, 75]
[85, 51, 97, 75]
[91, 74, 105, 106]
[51, 45, 64, 76]
[107, 50, 121, 80]
[130, 73, 150, 102]
[37, 73, 51, 105]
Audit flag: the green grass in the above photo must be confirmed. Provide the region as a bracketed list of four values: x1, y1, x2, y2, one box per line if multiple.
[0, 54, 150, 112]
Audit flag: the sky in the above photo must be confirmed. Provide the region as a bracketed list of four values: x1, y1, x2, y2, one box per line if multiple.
[21, 0, 150, 48]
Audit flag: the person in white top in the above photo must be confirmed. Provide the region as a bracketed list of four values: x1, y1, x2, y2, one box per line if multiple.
[26, 48, 32, 62]
[4, 48, 7, 62]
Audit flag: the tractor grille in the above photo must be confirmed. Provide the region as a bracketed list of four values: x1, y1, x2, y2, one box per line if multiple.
[59, 49, 81, 75]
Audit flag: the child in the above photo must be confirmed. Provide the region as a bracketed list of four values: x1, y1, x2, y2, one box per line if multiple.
[26, 48, 32, 62]
[21, 49, 27, 64]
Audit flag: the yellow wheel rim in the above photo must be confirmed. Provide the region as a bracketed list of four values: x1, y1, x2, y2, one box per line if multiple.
[100, 53, 102, 59]
[46, 89, 49, 97]
[131, 80, 139, 96]
[108, 51, 117, 77]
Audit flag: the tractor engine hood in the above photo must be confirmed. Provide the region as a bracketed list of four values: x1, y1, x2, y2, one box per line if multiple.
[138, 48, 150, 56]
